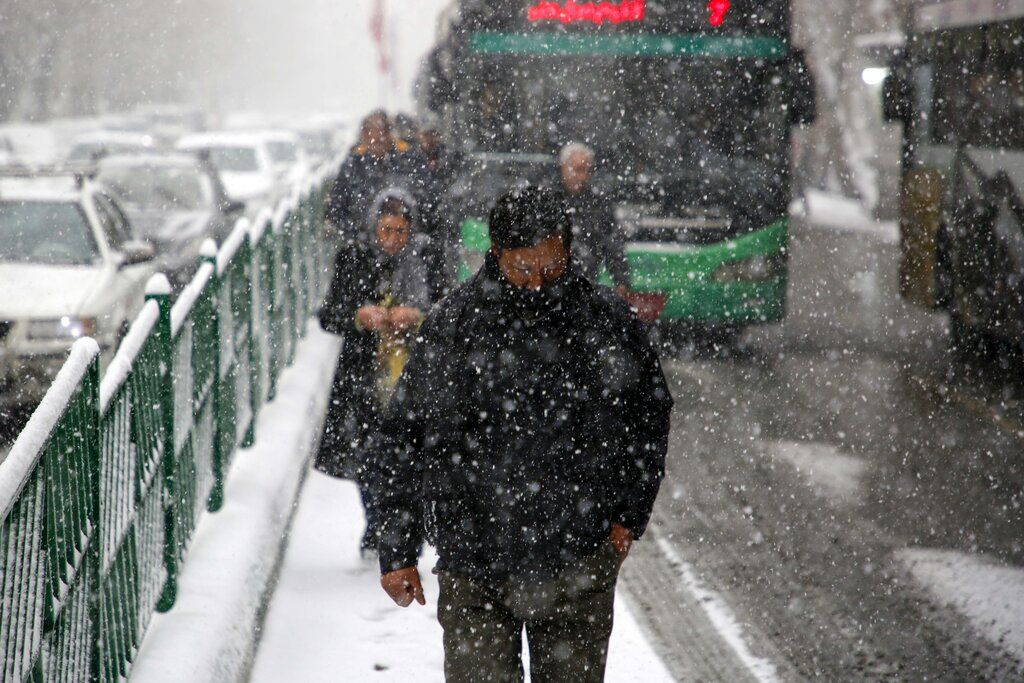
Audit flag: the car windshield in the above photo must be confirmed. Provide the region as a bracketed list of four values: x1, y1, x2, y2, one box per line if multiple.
[99, 164, 213, 211]
[0, 201, 99, 266]
[206, 146, 260, 172]
[266, 140, 299, 164]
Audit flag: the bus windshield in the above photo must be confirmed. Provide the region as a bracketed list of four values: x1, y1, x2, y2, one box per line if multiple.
[462, 54, 789, 225]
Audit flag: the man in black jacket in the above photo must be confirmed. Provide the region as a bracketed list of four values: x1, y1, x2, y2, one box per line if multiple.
[559, 142, 631, 295]
[371, 187, 672, 682]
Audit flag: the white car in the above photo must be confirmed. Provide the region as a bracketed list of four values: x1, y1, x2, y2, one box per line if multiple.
[256, 130, 311, 185]
[176, 133, 277, 205]
[66, 131, 157, 163]
[0, 172, 156, 410]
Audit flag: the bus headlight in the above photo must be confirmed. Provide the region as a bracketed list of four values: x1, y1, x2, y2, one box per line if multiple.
[713, 253, 785, 283]
[27, 316, 96, 341]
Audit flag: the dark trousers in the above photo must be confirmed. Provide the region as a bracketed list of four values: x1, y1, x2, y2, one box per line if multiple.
[437, 542, 620, 683]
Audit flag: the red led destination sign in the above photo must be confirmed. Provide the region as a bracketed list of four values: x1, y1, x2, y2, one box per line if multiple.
[708, 0, 731, 26]
[527, 0, 731, 26]
[527, 0, 646, 24]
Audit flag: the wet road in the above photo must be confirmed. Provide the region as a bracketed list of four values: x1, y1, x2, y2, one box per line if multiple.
[622, 212, 1024, 681]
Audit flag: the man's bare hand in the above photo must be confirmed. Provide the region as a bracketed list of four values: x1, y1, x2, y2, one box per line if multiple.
[609, 523, 634, 564]
[388, 307, 424, 332]
[356, 306, 388, 331]
[381, 567, 426, 607]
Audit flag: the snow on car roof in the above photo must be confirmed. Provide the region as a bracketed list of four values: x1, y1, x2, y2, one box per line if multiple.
[177, 132, 268, 149]
[253, 130, 300, 143]
[72, 131, 156, 146]
[98, 152, 202, 169]
[0, 175, 81, 201]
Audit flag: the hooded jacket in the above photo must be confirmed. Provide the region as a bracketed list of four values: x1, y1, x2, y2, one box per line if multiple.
[370, 254, 673, 583]
[316, 190, 431, 477]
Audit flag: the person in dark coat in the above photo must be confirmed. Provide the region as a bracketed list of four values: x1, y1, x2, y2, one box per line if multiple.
[370, 186, 673, 682]
[317, 190, 431, 553]
[415, 116, 463, 299]
[559, 142, 632, 295]
[324, 110, 423, 244]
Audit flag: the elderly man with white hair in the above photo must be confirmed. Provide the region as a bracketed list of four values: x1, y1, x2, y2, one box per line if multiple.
[558, 142, 631, 295]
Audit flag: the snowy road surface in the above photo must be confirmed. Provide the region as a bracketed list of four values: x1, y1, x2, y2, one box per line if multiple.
[250, 473, 674, 682]
[623, 212, 1024, 681]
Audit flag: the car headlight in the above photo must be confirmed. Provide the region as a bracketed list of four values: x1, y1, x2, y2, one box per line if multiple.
[27, 317, 96, 341]
[713, 253, 786, 284]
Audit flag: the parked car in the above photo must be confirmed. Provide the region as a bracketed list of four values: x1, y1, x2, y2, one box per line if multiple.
[176, 133, 277, 206]
[255, 130, 310, 185]
[66, 132, 158, 163]
[0, 171, 156, 411]
[96, 153, 244, 290]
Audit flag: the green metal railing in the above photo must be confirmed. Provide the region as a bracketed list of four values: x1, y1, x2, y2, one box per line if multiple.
[1, 166, 336, 682]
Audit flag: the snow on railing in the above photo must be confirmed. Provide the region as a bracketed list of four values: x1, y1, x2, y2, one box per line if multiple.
[249, 206, 276, 246]
[171, 262, 215, 337]
[0, 338, 99, 516]
[217, 217, 250, 277]
[100, 299, 160, 415]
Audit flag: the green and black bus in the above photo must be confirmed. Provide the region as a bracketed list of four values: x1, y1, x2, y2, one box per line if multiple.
[419, 0, 815, 331]
[884, 0, 1024, 358]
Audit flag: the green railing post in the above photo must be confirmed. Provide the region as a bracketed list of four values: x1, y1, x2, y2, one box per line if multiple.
[242, 229, 258, 449]
[83, 353, 103, 683]
[148, 275, 178, 613]
[266, 218, 281, 401]
[201, 241, 226, 513]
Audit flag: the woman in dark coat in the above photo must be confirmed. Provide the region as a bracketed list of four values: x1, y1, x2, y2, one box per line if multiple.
[316, 189, 431, 552]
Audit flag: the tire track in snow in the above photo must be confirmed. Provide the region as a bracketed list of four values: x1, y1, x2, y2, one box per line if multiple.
[651, 527, 782, 683]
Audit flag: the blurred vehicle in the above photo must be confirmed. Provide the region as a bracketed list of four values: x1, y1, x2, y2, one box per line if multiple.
[176, 132, 277, 205]
[884, 1, 1024, 362]
[0, 170, 156, 411]
[292, 124, 338, 165]
[0, 135, 14, 165]
[96, 153, 244, 289]
[424, 0, 816, 333]
[258, 130, 310, 184]
[133, 104, 207, 139]
[66, 131, 158, 163]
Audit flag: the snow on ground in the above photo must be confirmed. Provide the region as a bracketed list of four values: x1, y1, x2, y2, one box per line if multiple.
[798, 189, 899, 244]
[761, 440, 866, 504]
[132, 325, 342, 683]
[251, 473, 675, 683]
[898, 548, 1024, 667]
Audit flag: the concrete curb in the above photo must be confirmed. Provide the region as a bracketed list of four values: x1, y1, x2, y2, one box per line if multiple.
[131, 325, 342, 683]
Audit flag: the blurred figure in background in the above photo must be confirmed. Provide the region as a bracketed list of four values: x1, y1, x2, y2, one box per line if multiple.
[415, 115, 463, 299]
[325, 110, 422, 244]
[317, 191, 431, 556]
[391, 112, 420, 147]
[558, 142, 631, 296]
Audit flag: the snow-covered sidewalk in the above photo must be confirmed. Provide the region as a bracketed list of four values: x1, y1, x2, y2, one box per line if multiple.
[132, 326, 342, 683]
[251, 473, 675, 682]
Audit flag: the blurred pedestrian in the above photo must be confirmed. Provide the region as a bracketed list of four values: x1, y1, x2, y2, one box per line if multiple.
[558, 142, 631, 296]
[415, 115, 463, 299]
[371, 186, 673, 682]
[317, 190, 431, 556]
[324, 110, 422, 244]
